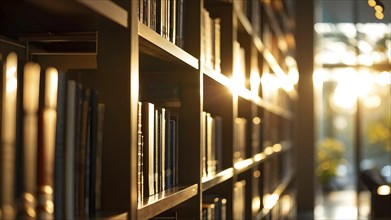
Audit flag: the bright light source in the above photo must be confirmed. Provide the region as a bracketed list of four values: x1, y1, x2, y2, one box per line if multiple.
[375, 11, 384, 20]
[377, 185, 391, 195]
[368, 0, 376, 7]
[363, 95, 381, 109]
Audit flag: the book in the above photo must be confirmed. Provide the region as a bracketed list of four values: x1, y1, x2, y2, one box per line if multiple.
[21, 61, 41, 218]
[214, 18, 221, 72]
[88, 90, 99, 214]
[64, 80, 76, 219]
[169, 0, 177, 45]
[37, 67, 58, 220]
[54, 71, 66, 219]
[95, 103, 105, 210]
[233, 180, 246, 220]
[203, 195, 227, 220]
[233, 117, 247, 162]
[141, 102, 155, 197]
[214, 116, 222, 172]
[137, 102, 143, 202]
[1, 52, 18, 220]
[158, 107, 166, 192]
[77, 89, 90, 216]
[175, 0, 184, 48]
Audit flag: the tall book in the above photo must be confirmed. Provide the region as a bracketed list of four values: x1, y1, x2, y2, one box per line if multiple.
[54, 71, 66, 219]
[169, 0, 177, 45]
[201, 111, 207, 179]
[77, 88, 90, 216]
[74, 83, 83, 215]
[137, 102, 143, 202]
[157, 108, 166, 192]
[0, 52, 18, 220]
[164, 110, 172, 190]
[21, 62, 41, 218]
[94, 103, 105, 211]
[142, 102, 155, 197]
[64, 80, 76, 219]
[214, 18, 221, 72]
[214, 116, 222, 172]
[88, 90, 99, 214]
[37, 67, 58, 219]
[233, 180, 246, 220]
[175, 0, 184, 48]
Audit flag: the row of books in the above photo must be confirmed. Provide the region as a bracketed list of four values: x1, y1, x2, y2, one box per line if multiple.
[233, 117, 247, 163]
[233, 180, 246, 220]
[201, 112, 222, 180]
[202, 195, 227, 220]
[137, 101, 178, 202]
[233, 41, 247, 89]
[0, 52, 105, 219]
[138, 0, 184, 48]
[201, 8, 221, 72]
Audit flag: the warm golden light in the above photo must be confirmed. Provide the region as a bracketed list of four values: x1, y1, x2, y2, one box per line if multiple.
[2, 52, 18, 143]
[375, 11, 384, 20]
[254, 153, 265, 162]
[23, 62, 41, 113]
[44, 67, 58, 109]
[377, 71, 391, 85]
[273, 143, 282, 152]
[264, 146, 273, 155]
[253, 117, 261, 124]
[374, 5, 383, 12]
[253, 170, 261, 178]
[263, 193, 279, 209]
[234, 158, 253, 170]
[377, 185, 391, 195]
[368, 0, 376, 7]
[252, 196, 261, 212]
[250, 70, 261, 96]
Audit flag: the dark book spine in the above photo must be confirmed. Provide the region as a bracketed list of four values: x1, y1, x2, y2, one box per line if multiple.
[175, 0, 184, 48]
[88, 90, 99, 215]
[154, 109, 159, 193]
[78, 89, 90, 216]
[54, 71, 66, 219]
[164, 110, 171, 190]
[156, 0, 162, 35]
[74, 83, 82, 216]
[170, 0, 176, 45]
[64, 80, 76, 219]
[95, 103, 105, 211]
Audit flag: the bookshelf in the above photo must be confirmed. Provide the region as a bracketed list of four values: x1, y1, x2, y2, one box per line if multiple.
[0, 0, 298, 219]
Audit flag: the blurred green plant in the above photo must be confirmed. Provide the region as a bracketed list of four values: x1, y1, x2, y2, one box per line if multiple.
[316, 138, 345, 185]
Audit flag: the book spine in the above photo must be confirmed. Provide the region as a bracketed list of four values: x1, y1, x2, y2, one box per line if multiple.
[214, 18, 221, 72]
[164, 110, 171, 190]
[137, 102, 143, 202]
[94, 103, 104, 211]
[64, 80, 76, 219]
[21, 62, 41, 218]
[142, 102, 155, 196]
[54, 72, 66, 219]
[170, 0, 176, 45]
[77, 89, 90, 216]
[154, 109, 159, 193]
[37, 67, 58, 220]
[176, 0, 184, 48]
[88, 90, 99, 214]
[74, 83, 82, 216]
[0, 52, 18, 219]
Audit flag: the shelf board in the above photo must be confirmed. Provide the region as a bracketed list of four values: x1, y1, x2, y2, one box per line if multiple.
[255, 171, 295, 220]
[137, 184, 198, 219]
[202, 168, 234, 191]
[138, 22, 199, 70]
[76, 0, 128, 28]
[234, 4, 253, 36]
[78, 211, 128, 220]
[253, 96, 293, 120]
[202, 65, 232, 89]
[234, 158, 255, 174]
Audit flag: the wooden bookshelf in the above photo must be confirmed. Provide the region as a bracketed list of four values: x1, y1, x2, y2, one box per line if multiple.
[0, 0, 298, 219]
[137, 184, 198, 219]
